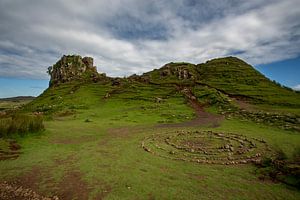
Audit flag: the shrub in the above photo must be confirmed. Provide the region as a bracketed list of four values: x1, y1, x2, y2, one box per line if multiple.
[256, 148, 300, 189]
[0, 114, 44, 137]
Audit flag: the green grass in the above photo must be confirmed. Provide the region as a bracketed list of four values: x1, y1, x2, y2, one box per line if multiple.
[0, 79, 299, 199]
[1, 118, 299, 199]
[140, 56, 300, 108]
[196, 57, 300, 107]
[1, 57, 300, 199]
[0, 114, 44, 137]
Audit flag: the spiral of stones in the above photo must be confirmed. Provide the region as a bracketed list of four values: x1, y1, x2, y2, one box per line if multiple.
[141, 130, 272, 165]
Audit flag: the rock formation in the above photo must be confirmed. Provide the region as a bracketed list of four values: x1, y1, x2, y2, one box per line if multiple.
[159, 63, 195, 80]
[48, 55, 101, 86]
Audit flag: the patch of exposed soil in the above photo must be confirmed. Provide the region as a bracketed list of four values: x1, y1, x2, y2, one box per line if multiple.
[57, 171, 90, 200]
[51, 135, 95, 144]
[0, 140, 21, 161]
[14, 167, 43, 192]
[106, 126, 150, 140]
[1, 166, 59, 200]
[1, 167, 96, 199]
[53, 154, 76, 166]
[0, 182, 59, 200]
[186, 173, 206, 181]
[107, 127, 131, 138]
[232, 98, 254, 111]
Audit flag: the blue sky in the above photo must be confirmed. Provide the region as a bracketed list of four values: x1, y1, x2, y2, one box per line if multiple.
[0, 78, 48, 98]
[0, 0, 300, 97]
[256, 56, 300, 89]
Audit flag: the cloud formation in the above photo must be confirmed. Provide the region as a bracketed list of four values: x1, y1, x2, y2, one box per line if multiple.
[0, 0, 299, 79]
[293, 84, 300, 91]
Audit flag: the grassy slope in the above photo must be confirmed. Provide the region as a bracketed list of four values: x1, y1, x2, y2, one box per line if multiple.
[196, 57, 300, 107]
[142, 57, 300, 110]
[0, 77, 300, 199]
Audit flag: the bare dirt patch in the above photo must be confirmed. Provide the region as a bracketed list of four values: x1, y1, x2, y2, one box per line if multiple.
[51, 135, 95, 144]
[14, 166, 43, 192]
[1, 166, 59, 200]
[107, 127, 131, 138]
[186, 173, 206, 181]
[57, 171, 90, 200]
[53, 154, 76, 166]
[233, 98, 255, 111]
[0, 182, 58, 200]
[0, 140, 21, 161]
[106, 125, 150, 139]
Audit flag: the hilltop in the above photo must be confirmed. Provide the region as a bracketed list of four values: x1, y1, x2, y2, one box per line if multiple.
[47, 55, 106, 86]
[0, 96, 35, 102]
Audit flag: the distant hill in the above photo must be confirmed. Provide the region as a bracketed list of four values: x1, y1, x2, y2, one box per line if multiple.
[0, 96, 35, 102]
[0, 96, 35, 111]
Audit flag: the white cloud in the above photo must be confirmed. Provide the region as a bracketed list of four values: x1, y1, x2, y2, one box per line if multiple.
[0, 0, 299, 79]
[293, 84, 300, 91]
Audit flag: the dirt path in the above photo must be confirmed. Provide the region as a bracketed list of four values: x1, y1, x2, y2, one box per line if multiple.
[232, 98, 254, 111]
[158, 87, 223, 128]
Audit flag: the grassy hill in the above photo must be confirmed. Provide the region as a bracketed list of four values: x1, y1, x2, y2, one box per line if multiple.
[24, 56, 300, 115]
[0, 56, 299, 199]
[196, 57, 300, 107]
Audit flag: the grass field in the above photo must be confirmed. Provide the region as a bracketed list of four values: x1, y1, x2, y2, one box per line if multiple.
[0, 79, 299, 199]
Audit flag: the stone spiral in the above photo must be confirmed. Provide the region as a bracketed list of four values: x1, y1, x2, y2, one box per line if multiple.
[142, 130, 272, 165]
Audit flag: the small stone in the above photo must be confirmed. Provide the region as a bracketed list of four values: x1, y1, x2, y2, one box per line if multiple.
[169, 151, 175, 154]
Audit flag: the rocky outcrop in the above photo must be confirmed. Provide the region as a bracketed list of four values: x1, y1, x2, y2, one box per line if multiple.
[160, 63, 195, 80]
[48, 55, 101, 86]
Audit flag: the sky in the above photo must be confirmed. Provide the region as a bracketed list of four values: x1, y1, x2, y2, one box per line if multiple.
[0, 0, 300, 98]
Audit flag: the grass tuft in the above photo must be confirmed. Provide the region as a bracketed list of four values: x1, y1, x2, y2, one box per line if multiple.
[0, 114, 44, 137]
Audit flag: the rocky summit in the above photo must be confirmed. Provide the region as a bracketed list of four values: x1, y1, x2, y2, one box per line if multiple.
[47, 55, 104, 86]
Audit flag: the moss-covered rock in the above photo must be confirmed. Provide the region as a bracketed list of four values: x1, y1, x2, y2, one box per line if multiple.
[48, 55, 102, 86]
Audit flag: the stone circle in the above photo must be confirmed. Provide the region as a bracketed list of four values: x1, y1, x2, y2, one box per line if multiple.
[142, 130, 272, 165]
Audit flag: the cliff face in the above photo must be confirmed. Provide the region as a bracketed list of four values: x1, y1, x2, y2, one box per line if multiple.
[48, 55, 100, 86]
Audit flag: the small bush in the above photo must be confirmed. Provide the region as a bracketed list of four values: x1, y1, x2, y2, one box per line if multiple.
[84, 118, 92, 123]
[0, 114, 44, 137]
[275, 149, 288, 161]
[256, 148, 300, 189]
[292, 147, 300, 162]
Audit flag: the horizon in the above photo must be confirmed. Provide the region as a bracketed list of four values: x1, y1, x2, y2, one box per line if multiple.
[1, 0, 300, 97]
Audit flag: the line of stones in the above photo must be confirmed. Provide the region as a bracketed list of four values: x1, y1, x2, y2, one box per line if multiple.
[141, 130, 273, 165]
